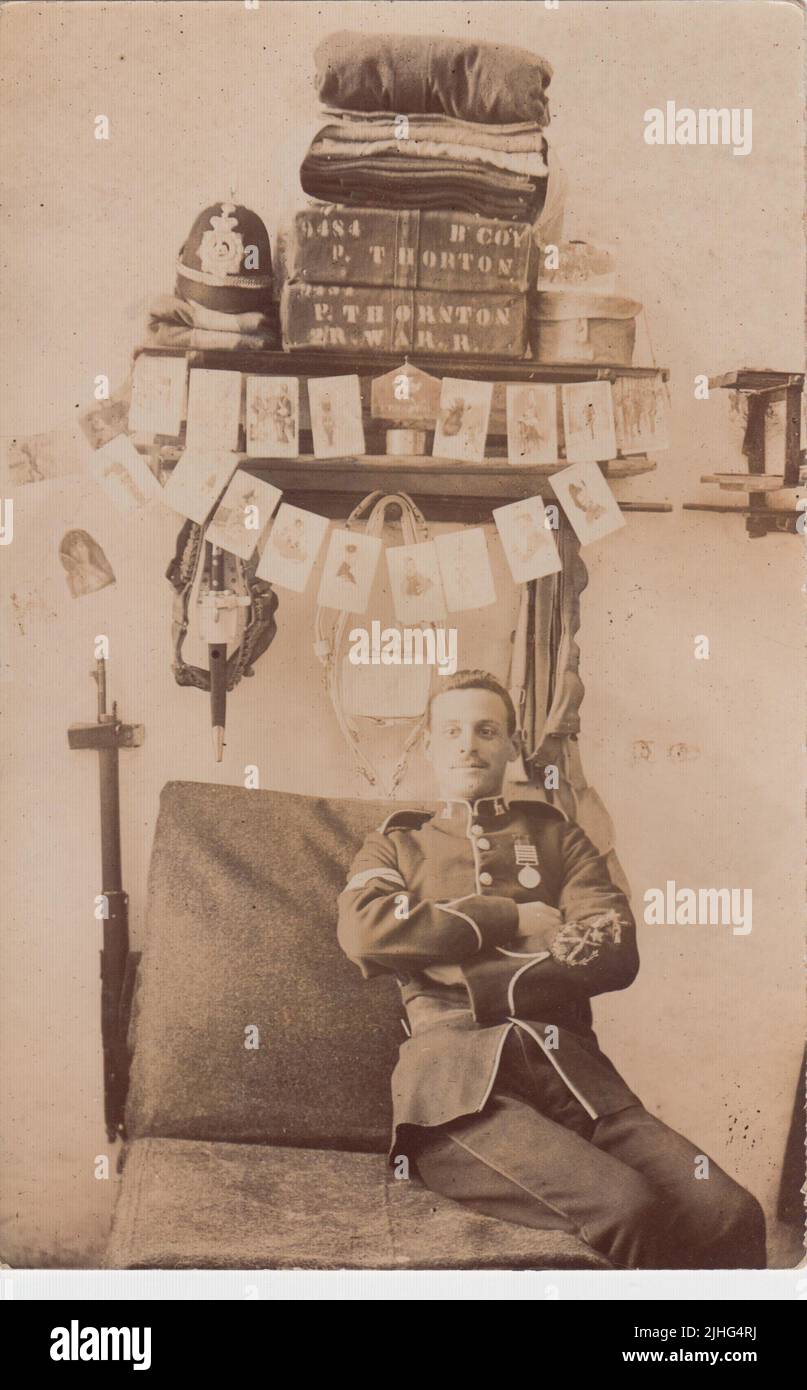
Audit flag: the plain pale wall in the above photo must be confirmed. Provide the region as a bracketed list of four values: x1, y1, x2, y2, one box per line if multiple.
[0, 0, 803, 1267]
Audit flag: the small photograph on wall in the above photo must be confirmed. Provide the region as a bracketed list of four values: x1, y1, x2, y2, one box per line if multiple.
[128, 355, 187, 437]
[185, 369, 242, 452]
[256, 502, 329, 592]
[58, 528, 116, 599]
[433, 378, 493, 463]
[612, 376, 670, 455]
[163, 451, 240, 525]
[86, 435, 163, 512]
[206, 473, 282, 560]
[435, 527, 497, 611]
[245, 376, 300, 458]
[3, 429, 84, 486]
[4, 577, 61, 637]
[506, 384, 558, 466]
[493, 495, 562, 583]
[308, 375, 365, 459]
[550, 460, 625, 546]
[561, 381, 617, 463]
[316, 527, 382, 614]
[386, 541, 447, 623]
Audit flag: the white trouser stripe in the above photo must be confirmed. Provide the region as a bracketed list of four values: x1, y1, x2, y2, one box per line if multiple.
[508, 1016, 599, 1121]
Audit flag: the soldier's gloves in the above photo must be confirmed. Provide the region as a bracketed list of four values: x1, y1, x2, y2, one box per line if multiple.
[514, 901, 563, 951]
[549, 910, 624, 967]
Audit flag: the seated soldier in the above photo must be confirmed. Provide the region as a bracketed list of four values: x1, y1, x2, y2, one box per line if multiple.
[337, 669, 766, 1270]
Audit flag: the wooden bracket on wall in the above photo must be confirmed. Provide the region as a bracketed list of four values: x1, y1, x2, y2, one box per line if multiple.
[685, 369, 804, 537]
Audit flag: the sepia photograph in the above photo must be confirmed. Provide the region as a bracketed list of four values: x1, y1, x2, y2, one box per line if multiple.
[433, 377, 494, 462]
[0, 0, 804, 1333]
[561, 379, 618, 463]
[506, 383, 559, 466]
[493, 494, 563, 583]
[245, 375, 300, 458]
[205, 473, 282, 560]
[308, 373, 366, 458]
[550, 460, 627, 546]
[256, 499, 329, 591]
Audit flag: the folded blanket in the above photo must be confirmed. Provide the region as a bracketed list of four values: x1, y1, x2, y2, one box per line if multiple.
[300, 154, 547, 222]
[310, 133, 549, 179]
[144, 294, 280, 351]
[314, 31, 552, 125]
[318, 111, 549, 152]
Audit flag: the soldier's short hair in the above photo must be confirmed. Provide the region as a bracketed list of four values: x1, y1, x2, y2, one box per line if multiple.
[426, 669, 517, 736]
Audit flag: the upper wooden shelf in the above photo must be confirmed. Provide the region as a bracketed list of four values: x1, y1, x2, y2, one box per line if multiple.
[135, 344, 668, 383]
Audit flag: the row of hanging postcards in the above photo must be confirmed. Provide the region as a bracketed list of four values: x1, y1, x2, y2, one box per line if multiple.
[124, 355, 670, 466]
[75, 354, 671, 619]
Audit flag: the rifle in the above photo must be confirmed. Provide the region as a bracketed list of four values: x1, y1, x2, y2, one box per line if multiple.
[68, 656, 144, 1141]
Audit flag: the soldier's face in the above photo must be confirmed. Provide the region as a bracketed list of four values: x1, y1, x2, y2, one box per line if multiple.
[425, 688, 520, 801]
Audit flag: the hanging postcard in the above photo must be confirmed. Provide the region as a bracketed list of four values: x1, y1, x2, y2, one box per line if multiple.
[308, 375, 365, 459]
[185, 369, 242, 452]
[493, 495, 562, 583]
[506, 384, 558, 466]
[316, 527, 382, 614]
[435, 528, 496, 612]
[256, 502, 329, 593]
[561, 381, 617, 463]
[205, 473, 282, 560]
[245, 376, 300, 458]
[433, 378, 493, 463]
[550, 461, 625, 546]
[128, 355, 187, 437]
[612, 375, 670, 455]
[163, 450, 240, 525]
[386, 541, 447, 623]
[77, 391, 130, 451]
[86, 434, 163, 512]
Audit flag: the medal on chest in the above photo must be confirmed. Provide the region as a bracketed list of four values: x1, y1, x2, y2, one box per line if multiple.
[514, 840, 541, 888]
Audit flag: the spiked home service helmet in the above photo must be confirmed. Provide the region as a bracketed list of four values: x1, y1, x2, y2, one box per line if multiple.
[176, 201, 274, 314]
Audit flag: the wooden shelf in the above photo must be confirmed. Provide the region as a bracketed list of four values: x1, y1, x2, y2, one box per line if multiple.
[153, 449, 660, 522]
[708, 369, 804, 393]
[135, 343, 668, 383]
[137, 345, 671, 522]
[700, 473, 785, 492]
[213, 455, 655, 478]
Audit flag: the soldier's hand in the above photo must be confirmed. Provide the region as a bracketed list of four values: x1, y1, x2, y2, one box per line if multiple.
[514, 901, 563, 949]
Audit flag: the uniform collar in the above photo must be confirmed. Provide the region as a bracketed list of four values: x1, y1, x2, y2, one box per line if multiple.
[433, 795, 511, 833]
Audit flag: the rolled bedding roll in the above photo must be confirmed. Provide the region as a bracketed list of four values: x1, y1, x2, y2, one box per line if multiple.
[314, 31, 552, 126]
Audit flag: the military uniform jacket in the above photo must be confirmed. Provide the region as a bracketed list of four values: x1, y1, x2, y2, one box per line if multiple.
[337, 796, 643, 1158]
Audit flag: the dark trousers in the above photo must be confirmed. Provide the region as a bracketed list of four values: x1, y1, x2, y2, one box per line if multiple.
[412, 1024, 766, 1270]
